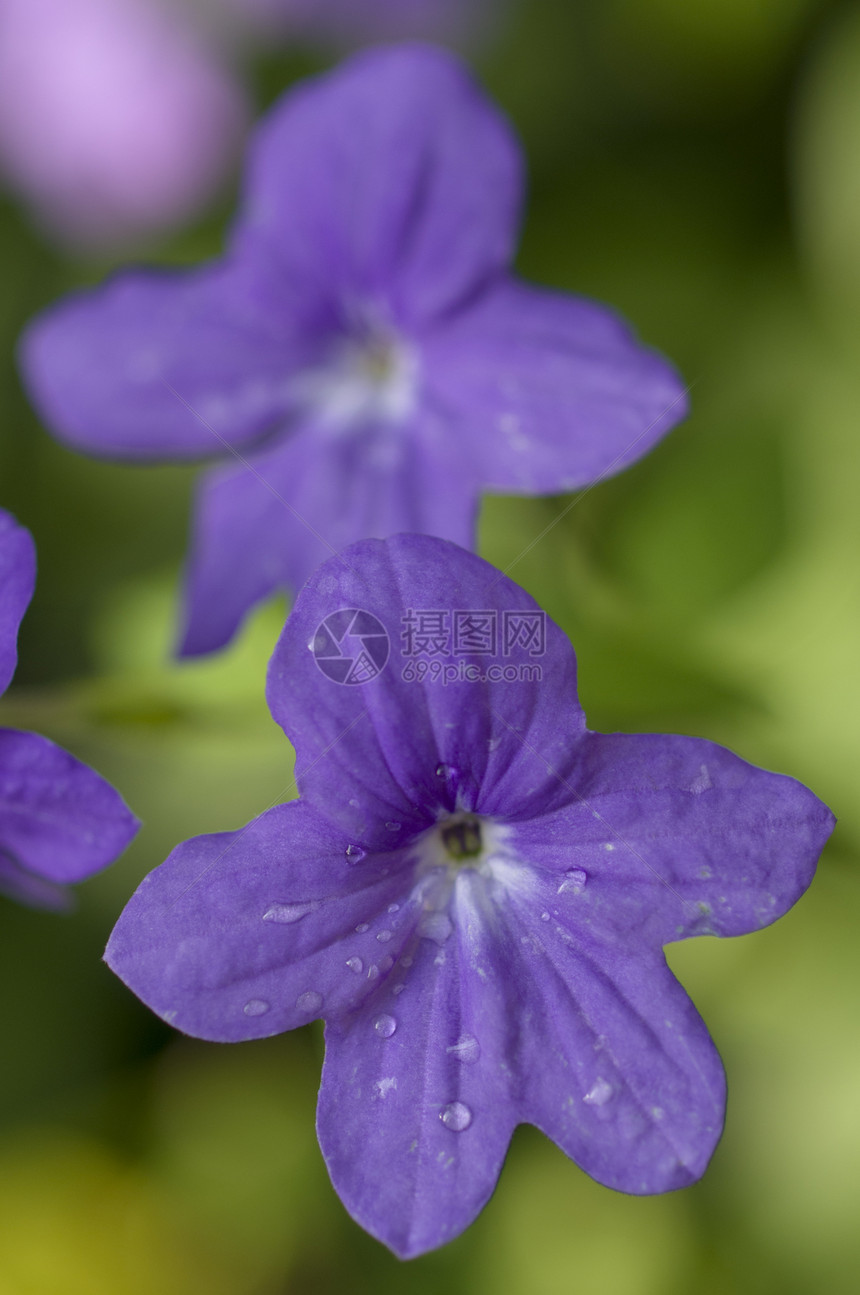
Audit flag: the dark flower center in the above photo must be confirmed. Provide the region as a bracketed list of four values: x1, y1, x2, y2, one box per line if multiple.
[358, 334, 401, 386]
[441, 815, 483, 861]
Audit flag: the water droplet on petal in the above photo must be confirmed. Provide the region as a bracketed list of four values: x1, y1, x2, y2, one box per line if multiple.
[440, 1101, 472, 1131]
[346, 957, 364, 974]
[540, 911, 550, 922]
[584, 1077, 613, 1106]
[349, 798, 360, 808]
[388, 903, 400, 914]
[401, 956, 413, 968]
[296, 991, 323, 1013]
[263, 901, 319, 925]
[243, 999, 270, 1017]
[435, 763, 457, 781]
[418, 913, 453, 945]
[345, 844, 366, 863]
[373, 1014, 397, 1038]
[557, 869, 587, 896]
[379, 954, 394, 972]
[385, 821, 401, 832]
[355, 922, 370, 934]
[376, 929, 393, 943]
[393, 983, 406, 996]
[367, 964, 380, 981]
[446, 1034, 480, 1064]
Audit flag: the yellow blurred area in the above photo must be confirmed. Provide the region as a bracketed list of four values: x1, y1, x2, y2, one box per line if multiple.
[0, 1132, 241, 1295]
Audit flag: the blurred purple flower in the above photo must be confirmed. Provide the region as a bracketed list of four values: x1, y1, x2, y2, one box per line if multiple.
[21, 44, 687, 656]
[106, 534, 833, 1256]
[0, 509, 139, 909]
[0, 0, 247, 249]
[227, 0, 492, 44]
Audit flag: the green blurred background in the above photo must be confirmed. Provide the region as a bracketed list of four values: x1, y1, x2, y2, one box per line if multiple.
[2, 0, 859, 1290]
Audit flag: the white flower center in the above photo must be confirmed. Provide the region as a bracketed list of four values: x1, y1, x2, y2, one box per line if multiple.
[293, 327, 418, 430]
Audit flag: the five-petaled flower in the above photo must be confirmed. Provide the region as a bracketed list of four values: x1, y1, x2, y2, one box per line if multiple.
[0, 509, 139, 908]
[105, 534, 833, 1257]
[20, 43, 687, 657]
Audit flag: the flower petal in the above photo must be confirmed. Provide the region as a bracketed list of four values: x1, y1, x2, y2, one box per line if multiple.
[235, 44, 522, 325]
[424, 279, 688, 491]
[317, 894, 517, 1258]
[267, 536, 585, 848]
[19, 257, 326, 460]
[0, 848, 73, 910]
[317, 862, 724, 1258]
[105, 800, 423, 1042]
[0, 510, 35, 696]
[508, 732, 835, 945]
[506, 895, 726, 1194]
[179, 415, 478, 655]
[0, 729, 139, 882]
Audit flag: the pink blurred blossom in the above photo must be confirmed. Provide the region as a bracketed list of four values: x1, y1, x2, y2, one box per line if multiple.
[0, 0, 248, 249]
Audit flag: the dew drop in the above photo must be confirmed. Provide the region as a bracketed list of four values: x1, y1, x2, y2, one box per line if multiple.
[583, 1076, 613, 1106]
[296, 990, 323, 1013]
[379, 954, 394, 972]
[373, 1014, 397, 1038]
[540, 911, 551, 922]
[401, 956, 413, 968]
[376, 929, 393, 943]
[345, 844, 366, 863]
[446, 1034, 480, 1064]
[243, 999, 270, 1017]
[387, 903, 400, 914]
[355, 922, 370, 934]
[393, 983, 406, 996]
[435, 763, 456, 780]
[418, 913, 453, 945]
[440, 1101, 472, 1131]
[346, 957, 364, 974]
[557, 868, 588, 896]
[367, 964, 380, 981]
[262, 900, 319, 925]
[385, 821, 401, 832]
[349, 798, 360, 808]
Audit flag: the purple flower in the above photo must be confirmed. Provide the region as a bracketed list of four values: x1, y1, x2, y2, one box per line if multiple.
[0, 509, 139, 909]
[0, 0, 247, 249]
[228, 0, 491, 44]
[20, 44, 687, 657]
[105, 534, 832, 1257]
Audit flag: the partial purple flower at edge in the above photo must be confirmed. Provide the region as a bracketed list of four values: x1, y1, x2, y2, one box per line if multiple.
[20, 43, 688, 657]
[105, 534, 833, 1257]
[0, 509, 139, 909]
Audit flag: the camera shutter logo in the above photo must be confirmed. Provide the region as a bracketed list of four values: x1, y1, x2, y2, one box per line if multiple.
[312, 609, 390, 685]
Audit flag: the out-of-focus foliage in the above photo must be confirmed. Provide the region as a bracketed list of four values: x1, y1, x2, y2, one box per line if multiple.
[1, 0, 859, 1292]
